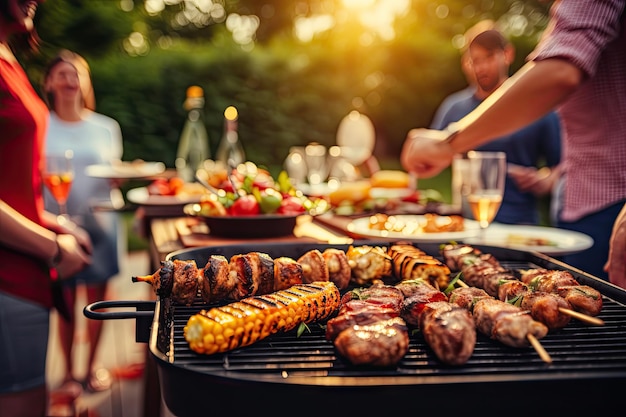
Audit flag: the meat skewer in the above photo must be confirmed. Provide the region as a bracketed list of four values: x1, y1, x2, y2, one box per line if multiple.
[134, 248, 352, 306]
[441, 243, 604, 326]
[497, 279, 572, 331]
[448, 286, 551, 363]
[520, 268, 604, 319]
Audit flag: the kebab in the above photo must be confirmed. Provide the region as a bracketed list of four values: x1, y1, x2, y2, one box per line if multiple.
[440, 245, 572, 330]
[519, 268, 603, 318]
[447, 286, 551, 363]
[134, 248, 352, 306]
[441, 243, 604, 326]
[185, 281, 341, 355]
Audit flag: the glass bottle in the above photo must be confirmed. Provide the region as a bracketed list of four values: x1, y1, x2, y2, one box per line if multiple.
[175, 86, 210, 182]
[215, 105, 245, 168]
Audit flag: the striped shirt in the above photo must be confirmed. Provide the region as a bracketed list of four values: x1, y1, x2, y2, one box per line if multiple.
[530, 0, 626, 221]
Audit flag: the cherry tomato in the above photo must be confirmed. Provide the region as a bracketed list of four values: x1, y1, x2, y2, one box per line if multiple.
[278, 195, 306, 215]
[228, 194, 260, 216]
[147, 178, 173, 196]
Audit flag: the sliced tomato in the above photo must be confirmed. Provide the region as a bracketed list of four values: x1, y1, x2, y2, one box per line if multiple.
[228, 195, 260, 216]
[277, 196, 306, 215]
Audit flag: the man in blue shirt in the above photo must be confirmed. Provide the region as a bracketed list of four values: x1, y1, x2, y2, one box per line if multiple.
[435, 28, 562, 225]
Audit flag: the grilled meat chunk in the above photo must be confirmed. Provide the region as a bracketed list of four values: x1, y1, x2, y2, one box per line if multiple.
[230, 252, 275, 300]
[417, 301, 476, 365]
[499, 280, 571, 330]
[298, 249, 330, 284]
[132, 260, 175, 298]
[448, 286, 491, 311]
[198, 255, 235, 303]
[399, 287, 447, 326]
[273, 256, 304, 291]
[518, 291, 571, 331]
[170, 260, 200, 306]
[322, 248, 351, 289]
[556, 285, 603, 316]
[326, 305, 399, 341]
[473, 298, 548, 348]
[333, 317, 409, 367]
[521, 269, 603, 316]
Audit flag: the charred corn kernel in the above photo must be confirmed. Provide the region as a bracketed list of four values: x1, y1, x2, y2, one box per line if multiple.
[184, 281, 340, 355]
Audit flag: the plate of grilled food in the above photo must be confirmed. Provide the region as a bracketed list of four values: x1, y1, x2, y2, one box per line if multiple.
[346, 213, 481, 242]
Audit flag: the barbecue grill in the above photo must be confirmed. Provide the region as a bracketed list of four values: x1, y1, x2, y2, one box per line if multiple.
[86, 241, 626, 417]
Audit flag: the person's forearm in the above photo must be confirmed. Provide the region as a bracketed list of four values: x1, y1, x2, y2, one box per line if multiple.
[448, 59, 583, 153]
[0, 200, 58, 264]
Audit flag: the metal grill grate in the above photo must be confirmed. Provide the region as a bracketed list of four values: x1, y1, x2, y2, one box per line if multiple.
[156, 249, 626, 383]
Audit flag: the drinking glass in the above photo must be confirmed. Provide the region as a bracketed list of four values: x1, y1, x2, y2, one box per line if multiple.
[304, 142, 328, 187]
[44, 150, 74, 224]
[466, 151, 506, 241]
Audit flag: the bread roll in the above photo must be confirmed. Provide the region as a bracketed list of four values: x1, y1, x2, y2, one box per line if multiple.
[370, 170, 410, 188]
[328, 180, 372, 205]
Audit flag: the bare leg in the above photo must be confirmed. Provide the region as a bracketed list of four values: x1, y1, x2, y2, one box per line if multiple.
[84, 282, 112, 391]
[57, 285, 77, 383]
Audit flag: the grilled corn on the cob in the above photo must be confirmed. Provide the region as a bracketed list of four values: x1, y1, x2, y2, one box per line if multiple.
[184, 281, 341, 355]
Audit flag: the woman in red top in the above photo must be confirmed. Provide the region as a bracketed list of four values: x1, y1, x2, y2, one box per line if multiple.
[0, 1, 91, 416]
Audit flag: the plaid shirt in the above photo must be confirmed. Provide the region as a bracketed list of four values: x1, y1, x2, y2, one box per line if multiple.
[531, 0, 626, 221]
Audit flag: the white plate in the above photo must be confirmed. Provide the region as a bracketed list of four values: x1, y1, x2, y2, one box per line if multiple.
[369, 187, 414, 200]
[347, 214, 481, 242]
[463, 223, 594, 255]
[126, 187, 203, 206]
[296, 182, 337, 197]
[85, 161, 165, 179]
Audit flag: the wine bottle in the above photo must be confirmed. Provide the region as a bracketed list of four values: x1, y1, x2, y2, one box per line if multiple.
[215, 105, 245, 168]
[175, 86, 211, 182]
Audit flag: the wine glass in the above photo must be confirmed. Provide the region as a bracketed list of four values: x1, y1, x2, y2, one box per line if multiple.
[44, 150, 74, 224]
[466, 151, 506, 241]
[304, 142, 328, 189]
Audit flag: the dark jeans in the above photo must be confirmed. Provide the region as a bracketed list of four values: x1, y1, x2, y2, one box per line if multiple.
[556, 200, 626, 281]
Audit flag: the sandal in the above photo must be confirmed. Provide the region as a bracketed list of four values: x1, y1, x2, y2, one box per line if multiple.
[83, 368, 112, 393]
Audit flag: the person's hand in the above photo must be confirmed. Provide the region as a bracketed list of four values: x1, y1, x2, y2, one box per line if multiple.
[605, 204, 626, 289]
[55, 233, 92, 280]
[56, 218, 93, 255]
[400, 128, 454, 178]
[507, 164, 554, 195]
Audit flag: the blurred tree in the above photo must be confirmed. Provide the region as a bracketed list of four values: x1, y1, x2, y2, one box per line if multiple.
[23, 0, 550, 177]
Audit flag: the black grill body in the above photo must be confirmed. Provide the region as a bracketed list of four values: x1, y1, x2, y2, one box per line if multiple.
[150, 242, 626, 417]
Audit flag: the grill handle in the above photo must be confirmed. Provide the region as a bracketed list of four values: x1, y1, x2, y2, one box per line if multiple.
[84, 300, 155, 343]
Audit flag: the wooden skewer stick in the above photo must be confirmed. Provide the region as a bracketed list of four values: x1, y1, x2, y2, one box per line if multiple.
[527, 334, 552, 364]
[558, 307, 605, 326]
